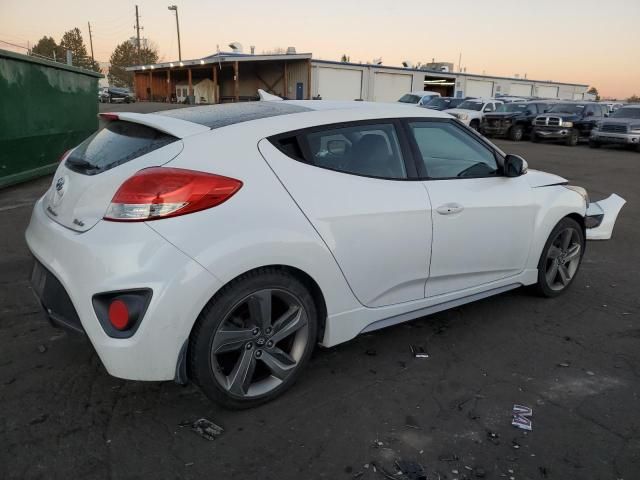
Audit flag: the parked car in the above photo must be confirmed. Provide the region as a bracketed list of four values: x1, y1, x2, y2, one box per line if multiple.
[481, 101, 553, 141]
[103, 87, 136, 103]
[26, 101, 625, 408]
[398, 91, 441, 106]
[98, 87, 110, 103]
[532, 102, 608, 146]
[589, 105, 640, 150]
[445, 98, 504, 130]
[421, 96, 470, 111]
[600, 102, 624, 114]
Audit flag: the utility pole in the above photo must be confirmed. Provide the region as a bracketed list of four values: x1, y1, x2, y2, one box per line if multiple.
[458, 52, 462, 72]
[87, 22, 95, 63]
[168, 5, 182, 61]
[135, 5, 142, 64]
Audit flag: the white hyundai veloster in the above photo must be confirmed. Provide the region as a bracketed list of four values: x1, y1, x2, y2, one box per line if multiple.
[26, 100, 625, 408]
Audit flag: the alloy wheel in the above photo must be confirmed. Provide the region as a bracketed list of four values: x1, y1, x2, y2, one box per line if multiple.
[544, 227, 582, 291]
[210, 288, 309, 398]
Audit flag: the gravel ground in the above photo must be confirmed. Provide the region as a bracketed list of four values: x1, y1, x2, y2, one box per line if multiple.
[1, 109, 638, 479]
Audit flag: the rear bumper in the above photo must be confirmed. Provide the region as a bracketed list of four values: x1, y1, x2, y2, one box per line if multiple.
[586, 194, 626, 240]
[25, 197, 221, 381]
[590, 131, 640, 145]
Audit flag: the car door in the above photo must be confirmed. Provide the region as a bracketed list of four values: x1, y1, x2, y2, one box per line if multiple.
[259, 120, 432, 308]
[404, 119, 536, 297]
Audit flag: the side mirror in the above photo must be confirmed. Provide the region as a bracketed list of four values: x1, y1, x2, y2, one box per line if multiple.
[504, 154, 528, 177]
[327, 139, 348, 155]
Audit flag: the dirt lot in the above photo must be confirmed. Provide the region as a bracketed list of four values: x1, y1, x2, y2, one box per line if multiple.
[1, 107, 639, 479]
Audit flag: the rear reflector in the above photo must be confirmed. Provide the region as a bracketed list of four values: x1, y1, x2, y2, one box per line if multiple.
[108, 299, 130, 330]
[104, 167, 242, 221]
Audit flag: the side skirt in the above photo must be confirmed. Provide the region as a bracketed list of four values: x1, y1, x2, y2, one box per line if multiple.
[360, 283, 521, 334]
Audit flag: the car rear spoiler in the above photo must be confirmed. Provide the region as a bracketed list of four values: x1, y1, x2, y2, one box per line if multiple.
[99, 112, 210, 139]
[585, 194, 626, 240]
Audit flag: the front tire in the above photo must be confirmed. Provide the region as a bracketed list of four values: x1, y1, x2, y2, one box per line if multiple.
[531, 131, 540, 143]
[470, 120, 480, 131]
[565, 129, 579, 146]
[189, 268, 318, 409]
[509, 124, 524, 141]
[535, 218, 585, 297]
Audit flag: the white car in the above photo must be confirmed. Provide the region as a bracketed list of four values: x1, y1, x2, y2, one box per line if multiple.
[398, 91, 441, 106]
[26, 101, 625, 408]
[446, 98, 504, 129]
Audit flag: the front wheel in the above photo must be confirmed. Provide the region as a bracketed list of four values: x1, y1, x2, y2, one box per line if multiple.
[509, 124, 524, 141]
[565, 129, 579, 146]
[189, 268, 318, 409]
[535, 218, 585, 297]
[531, 131, 540, 143]
[469, 120, 480, 131]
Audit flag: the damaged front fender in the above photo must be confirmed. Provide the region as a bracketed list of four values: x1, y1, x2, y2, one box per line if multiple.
[585, 194, 626, 240]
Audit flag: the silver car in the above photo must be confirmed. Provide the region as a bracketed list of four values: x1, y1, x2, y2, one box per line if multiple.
[590, 105, 640, 150]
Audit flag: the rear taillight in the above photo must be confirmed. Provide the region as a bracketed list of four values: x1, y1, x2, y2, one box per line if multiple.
[104, 167, 242, 222]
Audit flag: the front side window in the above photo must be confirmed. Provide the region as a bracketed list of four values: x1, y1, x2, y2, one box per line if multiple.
[302, 123, 407, 179]
[409, 121, 498, 179]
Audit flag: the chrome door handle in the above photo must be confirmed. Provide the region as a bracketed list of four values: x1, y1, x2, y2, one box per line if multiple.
[436, 203, 464, 215]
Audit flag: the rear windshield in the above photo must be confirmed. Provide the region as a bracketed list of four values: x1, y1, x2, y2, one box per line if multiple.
[65, 121, 178, 175]
[398, 94, 421, 104]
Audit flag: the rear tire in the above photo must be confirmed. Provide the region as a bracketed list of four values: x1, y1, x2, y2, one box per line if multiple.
[509, 124, 524, 141]
[189, 268, 318, 409]
[534, 217, 585, 298]
[565, 129, 579, 146]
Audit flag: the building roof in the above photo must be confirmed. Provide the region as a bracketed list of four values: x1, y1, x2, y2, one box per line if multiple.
[126, 51, 312, 72]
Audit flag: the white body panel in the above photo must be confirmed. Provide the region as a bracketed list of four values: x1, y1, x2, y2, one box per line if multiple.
[374, 72, 413, 102]
[510, 83, 533, 97]
[24, 100, 624, 382]
[537, 85, 559, 99]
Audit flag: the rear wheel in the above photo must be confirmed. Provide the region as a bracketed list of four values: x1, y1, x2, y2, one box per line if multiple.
[565, 129, 579, 146]
[535, 218, 585, 297]
[509, 124, 524, 141]
[189, 269, 318, 409]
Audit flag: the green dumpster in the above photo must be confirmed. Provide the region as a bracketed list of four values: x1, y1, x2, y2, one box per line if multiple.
[0, 49, 103, 189]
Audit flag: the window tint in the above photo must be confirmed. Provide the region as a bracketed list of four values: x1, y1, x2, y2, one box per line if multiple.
[409, 122, 498, 179]
[65, 121, 178, 176]
[302, 123, 407, 179]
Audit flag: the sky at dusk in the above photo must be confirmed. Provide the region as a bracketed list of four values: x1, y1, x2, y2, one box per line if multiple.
[1, 0, 638, 99]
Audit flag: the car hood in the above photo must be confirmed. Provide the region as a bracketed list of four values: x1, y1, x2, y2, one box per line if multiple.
[543, 113, 580, 121]
[445, 108, 481, 116]
[525, 169, 567, 188]
[484, 112, 520, 119]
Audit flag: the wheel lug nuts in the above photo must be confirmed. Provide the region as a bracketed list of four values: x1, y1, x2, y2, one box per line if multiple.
[265, 327, 272, 335]
[267, 340, 274, 348]
[246, 343, 253, 350]
[255, 350, 262, 358]
[252, 328, 259, 335]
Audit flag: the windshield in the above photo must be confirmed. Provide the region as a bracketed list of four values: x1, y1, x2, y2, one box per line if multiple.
[398, 94, 421, 104]
[548, 103, 585, 114]
[611, 107, 640, 119]
[457, 101, 483, 111]
[425, 98, 450, 108]
[496, 103, 529, 113]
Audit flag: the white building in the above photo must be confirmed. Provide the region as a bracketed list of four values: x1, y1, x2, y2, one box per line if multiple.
[311, 60, 589, 102]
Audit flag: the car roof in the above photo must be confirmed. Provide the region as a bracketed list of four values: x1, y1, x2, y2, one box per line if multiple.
[155, 100, 451, 129]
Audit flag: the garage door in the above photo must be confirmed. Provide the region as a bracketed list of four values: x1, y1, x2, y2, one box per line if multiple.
[510, 83, 533, 97]
[373, 73, 413, 102]
[317, 67, 362, 101]
[536, 85, 559, 98]
[465, 79, 494, 98]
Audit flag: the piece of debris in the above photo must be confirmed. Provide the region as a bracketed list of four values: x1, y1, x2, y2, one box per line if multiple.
[352, 472, 364, 479]
[37, 344, 47, 353]
[410, 345, 429, 358]
[511, 439, 521, 449]
[557, 362, 570, 367]
[452, 469, 459, 474]
[405, 415, 421, 429]
[185, 462, 194, 467]
[365, 349, 377, 356]
[465, 466, 473, 471]
[4, 377, 16, 385]
[622, 312, 631, 316]
[395, 460, 426, 480]
[29, 414, 48, 425]
[179, 418, 224, 441]
[371, 438, 384, 448]
[487, 430, 500, 445]
[438, 453, 459, 462]
[586, 370, 595, 376]
[512, 404, 533, 431]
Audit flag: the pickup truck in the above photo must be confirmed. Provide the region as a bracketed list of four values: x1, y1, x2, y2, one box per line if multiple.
[480, 101, 553, 141]
[589, 105, 640, 151]
[531, 102, 608, 146]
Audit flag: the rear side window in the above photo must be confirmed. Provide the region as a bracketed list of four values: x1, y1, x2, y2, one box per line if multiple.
[65, 121, 178, 175]
[302, 123, 407, 179]
[409, 121, 498, 179]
